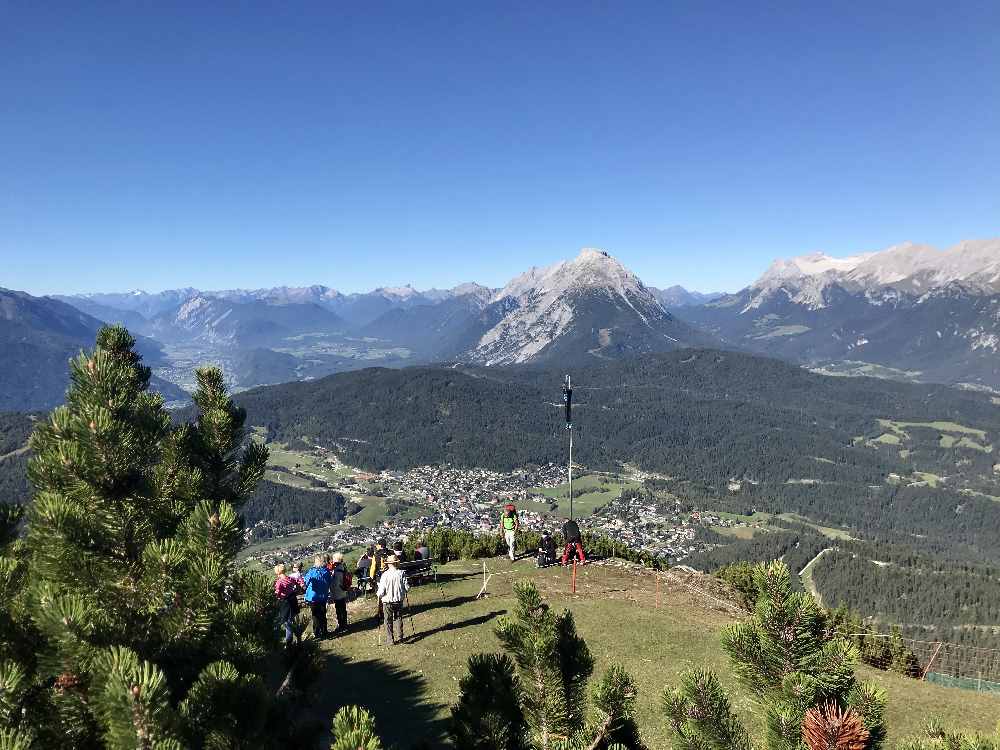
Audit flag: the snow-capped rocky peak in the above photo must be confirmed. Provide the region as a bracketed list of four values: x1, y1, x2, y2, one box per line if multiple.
[755, 251, 874, 290]
[378, 285, 419, 300]
[749, 238, 1000, 309]
[494, 248, 651, 304]
[469, 248, 674, 365]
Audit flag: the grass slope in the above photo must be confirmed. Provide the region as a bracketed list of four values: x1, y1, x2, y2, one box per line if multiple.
[307, 559, 1000, 748]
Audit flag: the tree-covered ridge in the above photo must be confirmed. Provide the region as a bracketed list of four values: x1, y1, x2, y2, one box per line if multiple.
[235, 349, 998, 478]
[0, 412, 35, 456]
[242, 481, 347, 537]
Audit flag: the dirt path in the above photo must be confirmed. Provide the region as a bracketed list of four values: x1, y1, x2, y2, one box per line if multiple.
[799, 547, 833, 608]
[0, 445, 29, 462]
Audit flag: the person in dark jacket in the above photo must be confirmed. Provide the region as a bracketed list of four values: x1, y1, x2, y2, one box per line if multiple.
[329, 552, 349, 634]
[356, 546, 373, 593]
[303, 555, 333, 638]
[537, 532, 557, 567]
[393, 539, 408, 563]
[560, 519, 586, 565]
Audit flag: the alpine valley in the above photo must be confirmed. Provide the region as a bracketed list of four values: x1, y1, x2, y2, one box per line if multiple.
[5, 239, 1000, 411]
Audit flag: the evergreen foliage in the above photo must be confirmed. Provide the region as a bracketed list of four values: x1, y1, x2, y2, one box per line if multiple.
[664, 561, 886, 750]
[0, 326, 312, 748]
[451, 579, 644, 750]
[329, 706, 384, 750]
[896, 720, 1000, 750]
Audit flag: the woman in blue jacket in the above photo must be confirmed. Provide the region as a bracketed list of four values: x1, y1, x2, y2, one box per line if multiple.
[302, 555, 332, 638]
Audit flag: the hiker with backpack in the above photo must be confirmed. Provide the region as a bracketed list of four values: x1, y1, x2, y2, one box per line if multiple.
[273, 563, 303, 645]
[376, 554, 410, 645]
[303, 555, 333, 639]
[499, 501, 520, 561]
[330, 551, 351, 634]
[561, 518, 586, 566]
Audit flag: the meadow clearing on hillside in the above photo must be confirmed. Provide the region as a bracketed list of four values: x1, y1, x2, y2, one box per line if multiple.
[305, 560, 1000, 748]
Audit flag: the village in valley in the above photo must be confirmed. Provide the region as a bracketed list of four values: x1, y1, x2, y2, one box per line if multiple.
[241, 436, 751, 569]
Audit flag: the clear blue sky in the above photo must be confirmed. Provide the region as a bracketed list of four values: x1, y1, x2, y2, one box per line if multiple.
[3, 2, 998, 296]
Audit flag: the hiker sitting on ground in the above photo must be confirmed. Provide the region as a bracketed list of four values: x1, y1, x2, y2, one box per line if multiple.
[274, 563, 303, 645]
[303, 555, 333, 639]
[330, 552, 350, 635]
[561, 518, 586, 566]
[537, 531, 557, 568]
[499, 501, 520, 561]
[376, 554, 410, 645]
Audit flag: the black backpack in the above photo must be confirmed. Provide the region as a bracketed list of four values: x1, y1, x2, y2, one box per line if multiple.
[562, 520, 581, 543]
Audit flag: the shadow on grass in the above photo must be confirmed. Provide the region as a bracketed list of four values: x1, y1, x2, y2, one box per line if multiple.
[314, 651, 449, 749]
[405, 609, 506, 644]
[429, 570, 477, 584]
[407, 594, 481, 617]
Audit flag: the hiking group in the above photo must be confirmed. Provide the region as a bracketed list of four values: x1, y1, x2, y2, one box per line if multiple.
[271, 500, 587, 647]
[272, 537, 431, 646]
[273, 552, 351, 644]
[499, 500, 587, 567]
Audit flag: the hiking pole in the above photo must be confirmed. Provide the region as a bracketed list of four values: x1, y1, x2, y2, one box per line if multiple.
[404, 591, 416, 638]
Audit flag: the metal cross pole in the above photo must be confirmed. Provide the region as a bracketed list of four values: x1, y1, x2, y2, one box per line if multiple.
[563, 375, 573, 520]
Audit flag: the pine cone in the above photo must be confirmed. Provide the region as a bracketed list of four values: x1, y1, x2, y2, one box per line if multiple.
[802, 702, 870, 750]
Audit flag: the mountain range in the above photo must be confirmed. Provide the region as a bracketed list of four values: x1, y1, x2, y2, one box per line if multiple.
[5, 238, 999, 411]
[683, 239, 1000, 388]
[0, 289, 187, 410]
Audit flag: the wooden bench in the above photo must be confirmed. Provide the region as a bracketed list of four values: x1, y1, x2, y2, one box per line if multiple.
[398, 557, 436, 585]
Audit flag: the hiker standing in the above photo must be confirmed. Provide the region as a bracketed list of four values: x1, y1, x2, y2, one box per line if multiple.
[376, 554, 410, 645]
[356, 546, 373, 593]
[330, 551, 350, 634]
[499, 502, 520, 561]
[274, 563, 302, 645]
[369, 539, 389, 620]
[560, 518, 586, 566]
[303, 555, 332, 638]
[369, 539, 389, 581]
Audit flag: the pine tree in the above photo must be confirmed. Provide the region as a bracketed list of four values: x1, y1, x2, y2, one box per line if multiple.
[0, 325, 302, 748]
[451, 579, 645, 750]
[895, 720, 1000, 750]
[663, 561, 887, 750]
[329, 706, 383, 750]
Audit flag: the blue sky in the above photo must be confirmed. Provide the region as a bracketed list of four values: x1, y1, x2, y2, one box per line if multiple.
[2, 2, 998, 296]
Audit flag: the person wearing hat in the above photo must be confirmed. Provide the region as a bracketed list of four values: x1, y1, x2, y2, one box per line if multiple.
[329, 551, 349, 634]
[498, 501, 520, 561]
[375, 554, 410, 645]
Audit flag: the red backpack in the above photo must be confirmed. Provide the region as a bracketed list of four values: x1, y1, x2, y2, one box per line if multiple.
[342, 570, 354, 589]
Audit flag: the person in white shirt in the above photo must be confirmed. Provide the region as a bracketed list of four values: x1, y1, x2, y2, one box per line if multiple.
[375, 554, 410, 644]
